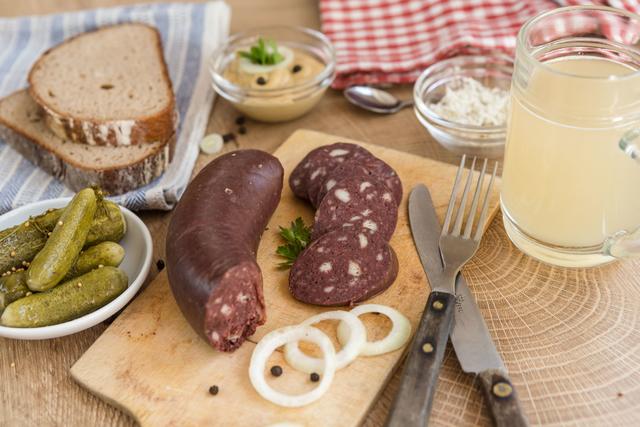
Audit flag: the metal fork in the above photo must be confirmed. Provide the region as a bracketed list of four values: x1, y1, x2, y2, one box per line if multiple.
[439, 155, 498, 292]
[385, 155, 498, 427]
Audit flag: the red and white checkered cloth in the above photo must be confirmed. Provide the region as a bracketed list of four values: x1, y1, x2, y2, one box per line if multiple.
[320, 0, 640, 89]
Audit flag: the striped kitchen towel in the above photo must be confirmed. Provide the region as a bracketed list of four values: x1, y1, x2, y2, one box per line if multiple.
[0, 2, 230, 214]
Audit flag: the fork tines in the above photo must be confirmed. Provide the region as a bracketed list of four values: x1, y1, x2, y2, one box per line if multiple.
[442, 155, 498, 241]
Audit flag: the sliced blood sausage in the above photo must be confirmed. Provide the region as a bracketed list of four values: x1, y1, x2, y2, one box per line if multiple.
[289, 229, 398, 306]
[312, 155, 402, 208]
[288, 142, 371, 202]
[352, 156, 403, 206]
[311, 162, 364, 207]
[312, 162, 370, 208]
[312, 172, 398, 241]
[166, 150, 283, 352]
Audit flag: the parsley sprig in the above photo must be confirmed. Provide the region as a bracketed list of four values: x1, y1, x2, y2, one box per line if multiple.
[239, 38, 284, 66]
[276, 217, 311, 268]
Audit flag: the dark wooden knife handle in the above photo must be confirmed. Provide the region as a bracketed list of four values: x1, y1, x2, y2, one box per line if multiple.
[478, 369, 529, 427]
[385, 291, 456, 427]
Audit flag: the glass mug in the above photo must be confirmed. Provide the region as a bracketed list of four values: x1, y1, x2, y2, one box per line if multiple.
[501, 6, 640, 267]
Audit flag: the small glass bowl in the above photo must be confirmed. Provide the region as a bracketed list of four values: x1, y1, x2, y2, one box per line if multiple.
[413, 55, 514, 158]
[210, 26, 336, 123]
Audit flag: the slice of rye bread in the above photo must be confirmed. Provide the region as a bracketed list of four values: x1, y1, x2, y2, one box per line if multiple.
[28, 23, 175, 147]
[0, 90, 173, 195]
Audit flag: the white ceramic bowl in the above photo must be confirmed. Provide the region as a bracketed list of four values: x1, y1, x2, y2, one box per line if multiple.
[0, 198, 152, 340]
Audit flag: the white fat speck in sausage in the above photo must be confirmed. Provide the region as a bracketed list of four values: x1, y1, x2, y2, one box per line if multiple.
[335, 189, 351, 203]
[363, 220, 378, 233]
[330, 148, 350, 157]
[310, 168, 323, 181]
[348, 261, 362, 277]
[319, 262, 332, 273]
[360, 182, 372, 192]
[221, 304, 232, 316]
[358, 234, 368, 249]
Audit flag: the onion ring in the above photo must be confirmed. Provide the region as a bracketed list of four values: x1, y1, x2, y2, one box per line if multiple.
[337, 304, 411, 356]
[284, 310, 366, 373]
[249, 326, 336, 407]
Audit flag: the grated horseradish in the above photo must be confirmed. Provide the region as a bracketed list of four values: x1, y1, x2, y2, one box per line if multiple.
[429, 77, 508, 127]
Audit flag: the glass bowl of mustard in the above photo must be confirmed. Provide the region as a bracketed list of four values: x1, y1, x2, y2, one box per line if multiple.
[210, 26, 336, 123]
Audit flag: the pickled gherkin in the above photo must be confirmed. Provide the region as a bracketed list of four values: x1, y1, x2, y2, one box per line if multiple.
[27, 188, 98, 292]
[0, 241, 126, 313]
[0, 271, 29, 314]
[64, 241, 125, 281]
[1, 267, 128, 328]
[0, 199, 125, 274]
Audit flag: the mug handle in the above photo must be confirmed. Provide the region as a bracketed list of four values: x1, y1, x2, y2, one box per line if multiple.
[604, 129, 640, 258]
[605, 229, 640, 258]
[619, 128, 640, 163]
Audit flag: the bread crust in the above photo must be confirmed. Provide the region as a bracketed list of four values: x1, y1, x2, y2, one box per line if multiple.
[28, 23, 176, 147]
[0, 117, 174, 196]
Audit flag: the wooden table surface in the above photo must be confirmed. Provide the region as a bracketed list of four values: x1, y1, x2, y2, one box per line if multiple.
[2, 1, 639, 427]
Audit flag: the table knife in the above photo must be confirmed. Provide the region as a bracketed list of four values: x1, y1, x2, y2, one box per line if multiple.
[387, 184, 528, 427]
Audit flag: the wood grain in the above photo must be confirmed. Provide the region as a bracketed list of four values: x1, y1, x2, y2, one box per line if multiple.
[70, 129, 502, 427]
[0, 1, 639, 427]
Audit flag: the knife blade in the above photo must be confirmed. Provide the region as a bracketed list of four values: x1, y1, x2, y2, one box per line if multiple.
[406, 184, 528, 427]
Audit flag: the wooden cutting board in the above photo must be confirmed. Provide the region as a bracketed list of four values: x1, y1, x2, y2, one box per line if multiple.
[71, 129, 501, 427]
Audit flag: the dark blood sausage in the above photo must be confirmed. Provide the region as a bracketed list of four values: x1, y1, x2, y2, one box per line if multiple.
[312, 154, 402, 207]
[288, 142, 403, 307]
[289, 229, 398, 306]
[166, 150, 283, 352]
[353, 156, 403, 206]
[311, 171, 398, 241]
[312, 162, 370, 208]
[314, 156, 403, 208]
[288, 142, 371, 202]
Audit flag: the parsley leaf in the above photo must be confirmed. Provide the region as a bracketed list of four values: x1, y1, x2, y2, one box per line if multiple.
[239, 37, 285, 66]
[276, 217, 311, 269]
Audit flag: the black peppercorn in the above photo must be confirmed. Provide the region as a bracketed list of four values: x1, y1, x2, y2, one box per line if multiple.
[235, 116, 245, 125]
[238, 126, 247, 135]
[270, 365, 283, 377]
[310, 372, 320, 382]
[208, 385, 219, 395]
[292, 64, 302, 73]
[156, 259, 165, 271]
[256, 76, 267, 85]
[222, 132, 236, 143]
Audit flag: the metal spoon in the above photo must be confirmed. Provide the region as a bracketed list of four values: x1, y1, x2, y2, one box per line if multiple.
[343, 85, 414, 114]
